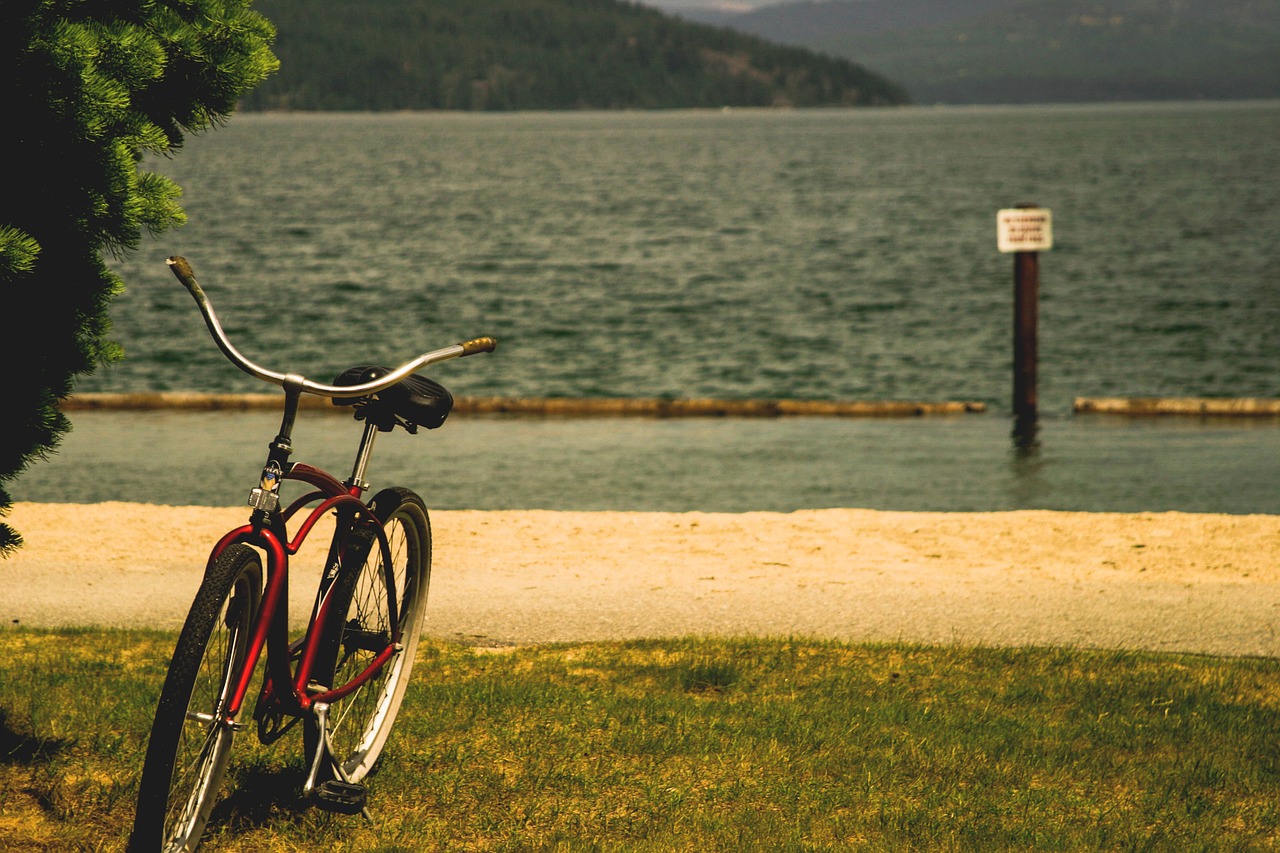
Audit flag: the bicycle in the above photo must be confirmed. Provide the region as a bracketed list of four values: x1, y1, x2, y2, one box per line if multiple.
[129, 256, 496, 851]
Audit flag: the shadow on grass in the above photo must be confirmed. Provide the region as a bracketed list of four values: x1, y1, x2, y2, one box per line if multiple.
[680, 659, 740, 694]
[206, 761, 313, 833]
[204, 760, 415, 848]
[0, 706, 70, 765]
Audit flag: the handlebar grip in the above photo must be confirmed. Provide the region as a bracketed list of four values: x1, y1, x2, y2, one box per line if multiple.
[167, 256, 201, 292]
[460, 336, 497, 355]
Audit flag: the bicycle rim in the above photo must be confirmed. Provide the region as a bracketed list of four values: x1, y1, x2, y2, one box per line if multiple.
[310, 487, 430, 783]
[132, 544, 261, 852]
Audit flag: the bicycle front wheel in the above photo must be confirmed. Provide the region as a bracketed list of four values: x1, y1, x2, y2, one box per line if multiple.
[307, 486, 430, 783]
[131, 544, 262, 853]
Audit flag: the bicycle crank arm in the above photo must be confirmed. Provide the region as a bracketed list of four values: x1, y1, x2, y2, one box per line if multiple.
[303, 702, 375, 819]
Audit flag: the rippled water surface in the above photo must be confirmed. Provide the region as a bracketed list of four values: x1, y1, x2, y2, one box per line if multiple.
[91, 102, 1280, 412]
[33, 102, 1280, 512]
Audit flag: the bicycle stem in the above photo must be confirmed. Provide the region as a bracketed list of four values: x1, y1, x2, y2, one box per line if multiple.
[248, 379, 304, 521]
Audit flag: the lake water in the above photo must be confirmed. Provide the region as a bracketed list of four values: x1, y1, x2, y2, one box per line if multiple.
[15, 408, 1280, 514]
[19, 102, 1280, 513]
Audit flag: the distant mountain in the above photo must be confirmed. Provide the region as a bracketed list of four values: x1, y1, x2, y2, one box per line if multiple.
[240, 0, 909, 111]
[675, 0, 1280, 103]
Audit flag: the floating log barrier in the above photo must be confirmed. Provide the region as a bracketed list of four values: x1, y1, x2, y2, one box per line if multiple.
[61, 393, 986, 418]
[1074, 397, 1280, 417]
[459, 397, 986, 417]
[61, 392, 323, 411]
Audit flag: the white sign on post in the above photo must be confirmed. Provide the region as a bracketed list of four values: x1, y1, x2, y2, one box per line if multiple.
[997, 208, 1053, 253]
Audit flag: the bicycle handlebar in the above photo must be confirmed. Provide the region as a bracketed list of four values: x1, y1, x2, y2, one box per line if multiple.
[166, 256, 495, 399]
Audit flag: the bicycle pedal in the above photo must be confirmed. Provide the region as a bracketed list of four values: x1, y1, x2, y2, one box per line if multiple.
[313, 780, 367, 815]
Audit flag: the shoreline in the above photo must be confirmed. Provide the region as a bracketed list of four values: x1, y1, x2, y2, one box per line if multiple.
[3, 503, 1278, 657]
[60, 392, 1280, 418]
[61, 392, 986, 417]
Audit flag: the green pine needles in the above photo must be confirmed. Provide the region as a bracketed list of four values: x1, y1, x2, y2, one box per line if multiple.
[0, 1, 278, 554]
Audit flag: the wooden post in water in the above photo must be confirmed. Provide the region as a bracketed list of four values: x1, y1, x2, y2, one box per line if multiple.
[1012, 248, 1039, 420]
[997, 205, 1053, 425]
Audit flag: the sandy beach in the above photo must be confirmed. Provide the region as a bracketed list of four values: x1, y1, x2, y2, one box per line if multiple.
[2, 502, 1277, 657]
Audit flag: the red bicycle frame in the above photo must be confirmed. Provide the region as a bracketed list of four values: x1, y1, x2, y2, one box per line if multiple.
[207, 460, 403, 725]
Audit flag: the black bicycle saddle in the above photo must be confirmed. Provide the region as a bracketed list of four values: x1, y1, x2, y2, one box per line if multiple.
[331, 365, 453, 433]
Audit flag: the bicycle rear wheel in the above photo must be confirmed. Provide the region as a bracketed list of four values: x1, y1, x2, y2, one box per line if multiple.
[131, 544, 262, 852]
[306, 486, 430, 784]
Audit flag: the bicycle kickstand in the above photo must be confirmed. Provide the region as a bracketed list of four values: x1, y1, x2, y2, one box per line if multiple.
[303, 702, 374, 822]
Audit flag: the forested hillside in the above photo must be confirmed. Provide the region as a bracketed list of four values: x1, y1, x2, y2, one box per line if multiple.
[684, 0, 1280, 104]
[240, 0, 909, 111]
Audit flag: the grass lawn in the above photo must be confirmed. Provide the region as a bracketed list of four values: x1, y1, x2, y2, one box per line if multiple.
[1, 629, 1278, 850]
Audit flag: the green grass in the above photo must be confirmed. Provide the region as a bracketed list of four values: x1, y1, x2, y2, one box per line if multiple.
[2, 629, 1279, 851]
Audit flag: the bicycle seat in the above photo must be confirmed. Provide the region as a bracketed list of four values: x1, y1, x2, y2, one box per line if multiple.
[331, 366, 453, 433]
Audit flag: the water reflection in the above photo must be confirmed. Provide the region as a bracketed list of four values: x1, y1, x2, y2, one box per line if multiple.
[1009, 414, 1049, 507]
[1011, 413, 1041, 454]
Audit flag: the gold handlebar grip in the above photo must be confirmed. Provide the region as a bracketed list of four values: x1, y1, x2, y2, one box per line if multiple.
[460, 336, 498, 355]
[167, 255, 197, 287]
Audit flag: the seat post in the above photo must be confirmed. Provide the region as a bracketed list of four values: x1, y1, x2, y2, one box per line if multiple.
[345, 419, 380, 495]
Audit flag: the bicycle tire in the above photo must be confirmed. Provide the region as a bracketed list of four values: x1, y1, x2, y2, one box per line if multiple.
[131, 544, 263, 853]
[305, 486, 430, 784]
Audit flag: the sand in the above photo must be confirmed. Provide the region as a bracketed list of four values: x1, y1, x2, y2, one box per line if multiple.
[2, 502, 1278, 657]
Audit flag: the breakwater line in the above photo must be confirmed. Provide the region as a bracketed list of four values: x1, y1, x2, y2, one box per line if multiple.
[1074, 398, 1280, 418]
[61, 393, 987, 418]
[61, 394, 1280, 418]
